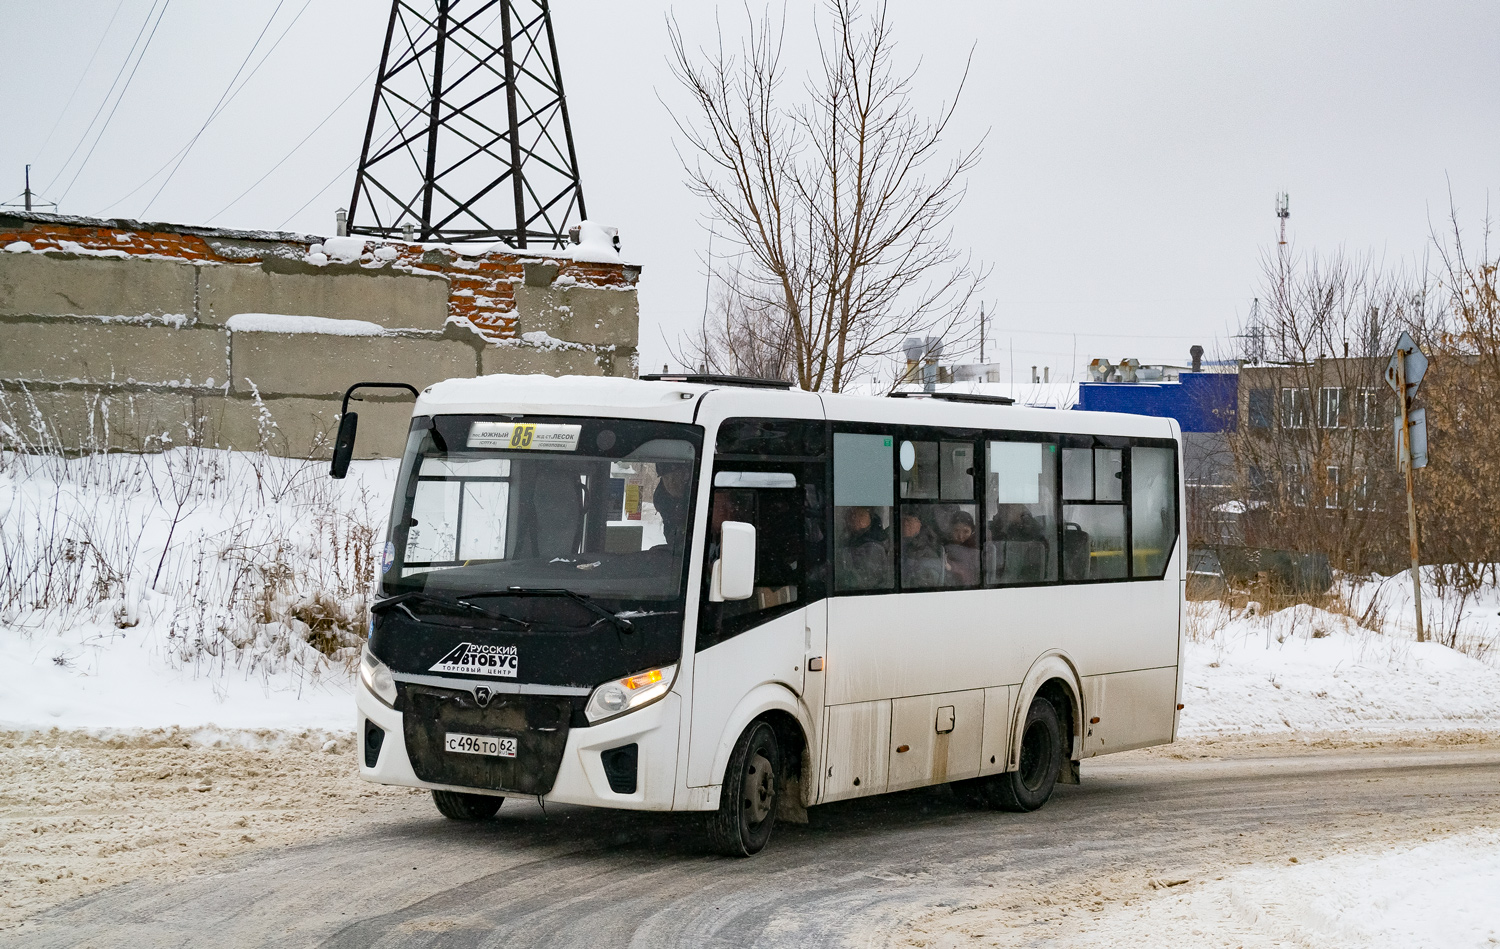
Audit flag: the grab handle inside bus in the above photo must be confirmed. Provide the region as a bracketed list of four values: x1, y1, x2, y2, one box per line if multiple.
[329, 382, 419, 479]
[710, 521, 757, 602]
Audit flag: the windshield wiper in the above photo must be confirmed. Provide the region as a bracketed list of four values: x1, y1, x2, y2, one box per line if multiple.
[476, 587, 635, 635]
[371, 592, 531, 629]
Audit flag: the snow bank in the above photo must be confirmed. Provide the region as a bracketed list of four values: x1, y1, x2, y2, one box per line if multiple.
[1079, 830, 1500, 947]
[225, 313, 385, 335]
[0, 450, 397, 734]
[0, 618, 355, 732]
[1180, 602, 1500, 737]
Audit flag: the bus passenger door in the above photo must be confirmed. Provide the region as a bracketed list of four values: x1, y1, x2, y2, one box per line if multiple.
[686, 460, 825, 790]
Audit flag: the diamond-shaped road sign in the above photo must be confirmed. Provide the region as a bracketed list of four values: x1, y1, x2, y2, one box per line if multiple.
[1385, 331, 1428, 396]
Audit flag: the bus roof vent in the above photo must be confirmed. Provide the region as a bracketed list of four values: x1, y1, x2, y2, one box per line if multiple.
[639, 373, 795, 390]
[888, 391, 1016, 406]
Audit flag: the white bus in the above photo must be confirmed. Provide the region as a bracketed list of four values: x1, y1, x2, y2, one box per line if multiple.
[336, 374, 1184, 856]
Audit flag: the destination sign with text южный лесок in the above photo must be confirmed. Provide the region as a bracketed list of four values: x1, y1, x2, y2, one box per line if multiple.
[467, 422, 581, 451]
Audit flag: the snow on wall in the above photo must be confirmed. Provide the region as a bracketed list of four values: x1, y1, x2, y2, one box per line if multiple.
[226, 313, 386, 336]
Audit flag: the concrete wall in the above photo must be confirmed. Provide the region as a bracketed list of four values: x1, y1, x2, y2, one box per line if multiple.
[0, 212, 642, 458]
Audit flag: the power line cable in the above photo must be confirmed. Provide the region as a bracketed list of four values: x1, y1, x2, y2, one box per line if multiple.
[43, 0, 163, 196]
[206, 68, 375, 224]
[32, 0, 128, 167]
[99, 0, 316, 216]
[139, 0, 294, 217]
[56, 0, 174, 206]
[277, 157, 358, 231]
[272, 90, 429, 233]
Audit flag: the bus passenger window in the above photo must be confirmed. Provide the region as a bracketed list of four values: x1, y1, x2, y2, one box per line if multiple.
[898, 440, 940, 499]
[1059, 445, 1126, 581]
[901, 503, 978, 589]
[1095, 449, 1123, 501]
[834, 433, 894, 592]
[1131, 446, 1177, 577]
[1062, 448, 1093, 500]
[1061, 505, 1126, 580]
[986, 441, 1058, 584]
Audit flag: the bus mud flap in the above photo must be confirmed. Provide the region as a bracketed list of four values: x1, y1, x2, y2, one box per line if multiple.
[1059, 759, 1081, 785]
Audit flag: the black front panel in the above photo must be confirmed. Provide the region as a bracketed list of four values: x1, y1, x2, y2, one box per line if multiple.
[370, 608, 681, 692]
[401, 684, 572, 794]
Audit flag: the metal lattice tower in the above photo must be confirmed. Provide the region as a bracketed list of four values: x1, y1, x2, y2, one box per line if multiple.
[347, 0, 587, 247]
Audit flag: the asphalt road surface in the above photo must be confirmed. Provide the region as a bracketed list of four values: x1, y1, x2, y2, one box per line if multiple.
[11, 744, 1500, 948]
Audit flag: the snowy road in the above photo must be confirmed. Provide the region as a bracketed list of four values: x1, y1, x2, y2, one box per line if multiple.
[11, 743, 1500, 948]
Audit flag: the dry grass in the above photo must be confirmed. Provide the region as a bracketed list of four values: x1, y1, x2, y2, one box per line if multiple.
[0, 392, 384, 678]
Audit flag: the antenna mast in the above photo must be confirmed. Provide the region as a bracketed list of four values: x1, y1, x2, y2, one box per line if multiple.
[1276, 191, 1290, 246]
[348, 0, 587, 247]
[4, 165, 57, 214]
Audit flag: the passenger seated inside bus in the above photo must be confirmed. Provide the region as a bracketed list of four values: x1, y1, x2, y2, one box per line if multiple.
[942, 509, 979, 586]
[899, 511, 945, 588]
[835, 505, 891, 590]
[986, 503, 1052, 583]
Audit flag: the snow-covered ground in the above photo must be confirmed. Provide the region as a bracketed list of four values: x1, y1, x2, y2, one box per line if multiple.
[0, 446, 396, 736]
[1179, 600, 1500, 738]
[1066, 830, 1500, 948]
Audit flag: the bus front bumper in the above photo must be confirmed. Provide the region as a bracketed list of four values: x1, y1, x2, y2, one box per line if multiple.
[356, 684, 683, 811]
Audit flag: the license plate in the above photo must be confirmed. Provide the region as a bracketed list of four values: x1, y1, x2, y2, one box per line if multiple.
[444, 733, 516, 758]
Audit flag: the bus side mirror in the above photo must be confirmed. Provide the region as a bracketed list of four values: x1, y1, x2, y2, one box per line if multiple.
[330, 412, 358, 479]
[710, 521, 756, 602]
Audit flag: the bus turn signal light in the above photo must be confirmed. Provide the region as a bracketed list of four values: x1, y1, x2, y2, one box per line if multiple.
[808, 657, 824, 671]
[623, 669, 665, 691]
[1177, 704, 1185, 710]
[1089, 717, 1100, 724]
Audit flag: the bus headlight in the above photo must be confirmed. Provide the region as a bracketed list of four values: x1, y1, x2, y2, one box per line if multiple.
[360, 649, 398, 708]
[585, 664, 675, 724]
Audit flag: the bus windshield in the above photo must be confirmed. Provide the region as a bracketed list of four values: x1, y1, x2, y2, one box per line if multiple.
[381, 415, 701, 603]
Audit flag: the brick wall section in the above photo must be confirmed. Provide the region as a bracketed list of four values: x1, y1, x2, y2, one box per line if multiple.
[0, 211, 642, 458]
[0, 214, 639, 339]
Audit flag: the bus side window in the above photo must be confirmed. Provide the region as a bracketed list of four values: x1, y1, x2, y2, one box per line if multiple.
[985, 440, 1058, 585]
[833, 433, 894, 593]
[899, 439, 979, 589]
[1061, 446, 1127, 581]
[1131, 446, 1178, 577]
[698, 474, 805, 648]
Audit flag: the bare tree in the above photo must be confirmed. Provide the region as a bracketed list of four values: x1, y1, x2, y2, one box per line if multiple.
[1418, 205, 1500, 585]
[1223, 246, 1419, 574]
[674, 260, 795, 381]
[667, 0, 986, 391]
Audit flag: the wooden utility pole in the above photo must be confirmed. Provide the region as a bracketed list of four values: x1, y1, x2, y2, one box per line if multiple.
[1395, 345, 1425, 642]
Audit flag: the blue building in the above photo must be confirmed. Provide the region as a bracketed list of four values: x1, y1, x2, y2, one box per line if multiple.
[1076, 371, 1238, 434]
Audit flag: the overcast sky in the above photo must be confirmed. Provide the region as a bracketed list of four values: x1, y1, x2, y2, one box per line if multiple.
[4, 1, 1497, 381]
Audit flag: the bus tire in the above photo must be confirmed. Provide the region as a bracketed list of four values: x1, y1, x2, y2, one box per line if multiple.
[707, 720, 781, 857]
[432, 790, 503, 821]
[989, 698, 1064, 812]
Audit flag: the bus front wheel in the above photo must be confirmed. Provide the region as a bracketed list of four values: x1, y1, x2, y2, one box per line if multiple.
[707, 720, 781, 857]
[986, 698, 1065, 812]
[432, 790, 503, 821]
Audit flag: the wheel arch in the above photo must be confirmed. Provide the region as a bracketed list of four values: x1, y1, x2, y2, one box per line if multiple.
[1011, 651, 1084, 771]
[700, 682, 814, 798]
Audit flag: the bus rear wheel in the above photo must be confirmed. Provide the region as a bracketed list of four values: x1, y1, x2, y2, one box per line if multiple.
[986, 698, 1065, 812]
[707, 720, 781, 857]
[432, 790, 503, 821]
